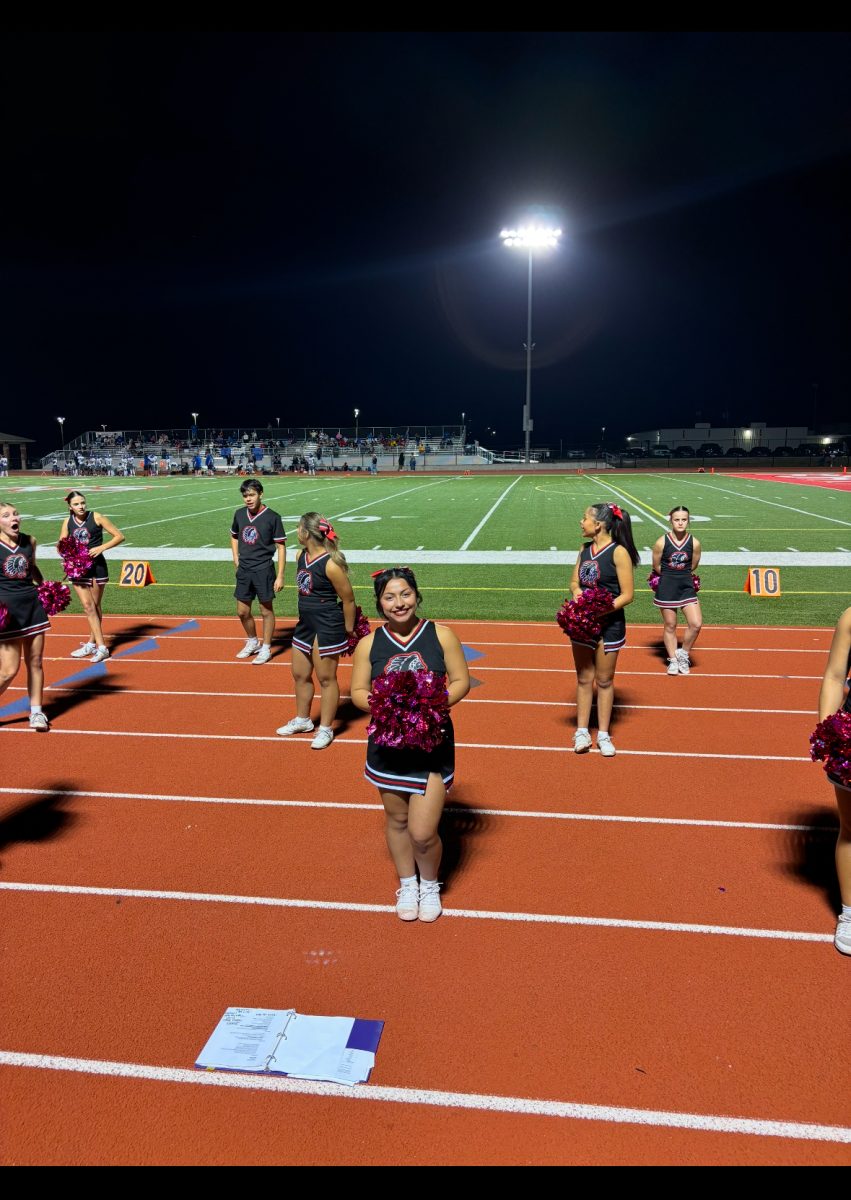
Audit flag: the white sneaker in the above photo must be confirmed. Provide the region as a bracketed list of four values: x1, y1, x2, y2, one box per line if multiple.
[90, 646, 110, 663]
[310, 726, 334, 750]
[252, 645, 272, 664]
[71, 641, 96, 658]
[276, 716, 314, 737]
[418, 880, 443, 922]
[835, 914, 851, 956]
[395, 880, 419, 922]
[597, 735, 616, 758]
[573, 730, 592, 753]
[29, 711, 50, 732]
[236, 639, 260, 659]
[666, 658, 680, 675]
[677, 650, 691, 675]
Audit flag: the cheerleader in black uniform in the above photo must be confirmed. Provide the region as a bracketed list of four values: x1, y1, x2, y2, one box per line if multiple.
[59, 491, 125, 663]
[0, 501, 51, 730]
[817, 606, 851, 956]
[276, 512, 356, 749]
[350, 568, 470, 921]
[651, 505, 702, 676]
[569, 503, 639, 758]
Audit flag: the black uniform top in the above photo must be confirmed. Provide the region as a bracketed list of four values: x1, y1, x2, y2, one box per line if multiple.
[0, 533, 38, 592]
[660, 532, 693, 577]
[69, 510, 103, 551]
[369, 619, 446, 681]
[295, 550, 341, 611]
[230, 505, 286, 569]
[577, 540, 621, 600]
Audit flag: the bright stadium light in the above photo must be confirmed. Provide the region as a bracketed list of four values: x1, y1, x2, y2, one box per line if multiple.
[354, 408, 360, 440]
[501, 221, 562, 463]
[57, 416, 65, 458]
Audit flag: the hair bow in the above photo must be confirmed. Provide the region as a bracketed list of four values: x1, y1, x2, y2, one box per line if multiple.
[370, 565, 410, 579]
[317, 517, 337, 541]
[609, 504, 624, 520]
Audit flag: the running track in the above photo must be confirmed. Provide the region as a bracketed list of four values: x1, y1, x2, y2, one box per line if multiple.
[1, 615, 849, 1165]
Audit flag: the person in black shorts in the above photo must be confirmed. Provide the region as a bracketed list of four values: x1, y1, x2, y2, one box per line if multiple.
[651, 505, 703, 676]
[230, 479, 286, 665]
[817, 606, 851, 956]
[59, 490, 125, 663]
[275, 512, 356, 749]
[0, 500, 51, 730]
[568, 502, 639, 758]
[350, 567, 470, 922]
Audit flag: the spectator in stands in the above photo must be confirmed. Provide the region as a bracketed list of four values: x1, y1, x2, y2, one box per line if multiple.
[205, 451, 215, 476]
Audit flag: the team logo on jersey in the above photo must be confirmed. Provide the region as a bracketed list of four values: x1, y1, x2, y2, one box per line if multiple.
[73, 526, 90, 544]
[669, 551, 688, 571]
[385, 651, 427, 674]
[578, 560, 600, 586]
[296, 568, 313, 596]
[241, 526, 259, 545]
[2, 553, 28, 580]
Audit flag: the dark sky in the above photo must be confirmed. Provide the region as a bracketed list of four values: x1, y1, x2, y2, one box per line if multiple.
[3, 31, 850, 454]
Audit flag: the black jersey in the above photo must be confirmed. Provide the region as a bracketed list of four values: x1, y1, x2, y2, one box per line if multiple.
[660, 532, 693, 576]
[369, 618, 447, 680]
[654, 532, 698, 609]
[230, 505, 286, 568]
[0, 533, 38, 591]
[69, 510, 103, 550]
[295, 550, 340, 611]
[577, 541, 621, 599]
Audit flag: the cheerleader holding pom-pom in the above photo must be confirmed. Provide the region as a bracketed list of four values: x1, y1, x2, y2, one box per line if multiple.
[0, 501, 53, 730]
[350, 567, 470, 922]
[563, 502, 639, 758]
[811, 606, 851, 956]
[650, 505, 702, 676]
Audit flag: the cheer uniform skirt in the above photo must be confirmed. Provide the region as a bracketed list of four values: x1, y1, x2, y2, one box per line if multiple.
[75, 558, 109, 589]
[570, 609, 626, 654]
[365, 719, 456, 796]
[654, 572, 698, 609]
[292, 603, 349, 658]
[0, 587, 50, 641]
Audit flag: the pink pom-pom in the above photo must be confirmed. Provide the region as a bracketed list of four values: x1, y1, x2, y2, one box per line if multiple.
[340, 606, 371, 657]
[37, 580, 71, 616]
[0, 603, 8, 632]
[647, 570, 660, 592]
[367, 670, 449, 751]
[555, 585, 614, 642]
[810, 709, 851, 788]
[57, 535, 93, 580]
[692, 573, 701, 593]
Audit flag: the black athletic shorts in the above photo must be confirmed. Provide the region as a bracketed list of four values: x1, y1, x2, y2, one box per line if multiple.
[234, 563, 276, 604]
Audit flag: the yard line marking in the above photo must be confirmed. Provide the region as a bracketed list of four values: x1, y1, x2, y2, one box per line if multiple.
[587, 478, 668, 530]
[1, 1051, 847, 1142]
[659, 475, 851, 526]
[459, 476, 522, 550]
[0, 786, 828, 833]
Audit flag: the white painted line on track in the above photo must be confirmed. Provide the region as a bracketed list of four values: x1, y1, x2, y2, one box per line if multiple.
[0, 1050, 847, 1142]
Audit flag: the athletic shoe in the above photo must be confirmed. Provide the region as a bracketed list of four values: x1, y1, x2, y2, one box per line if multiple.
[835, 914, 851, 956]
[29, 712, 50, 732]
[676, 650, 691, 675]
[666, 658, 680, 675]
[236, 639, 260, 659]
[573, 730, 592, 753]
[90, 646, 110, 663]
[597, 735, 616, 758]
[276, 716, 314, 737]
[252, 645, 272, 664]
[311, 726, 334, 750]
[395, 880, 419, 921]
[71, 641, 96, 658]
[418, 880, 443, 922]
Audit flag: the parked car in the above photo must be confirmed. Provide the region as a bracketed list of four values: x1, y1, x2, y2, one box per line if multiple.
[795, 444, 820, 456]
[698, 443, 724, 456]
[672, 445, 695, 457]
[772, 446, 795, 456]
[565, 448, 589, 459]
[650, 445, 671, 457]
[746, 445, 771, 456]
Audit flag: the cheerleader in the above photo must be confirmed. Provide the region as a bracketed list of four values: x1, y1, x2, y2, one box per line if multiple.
[275, 513, 356, 749]
[569, 503, 640, 757]
[0, 501, 51, 730]
[350, 567, 470, 921]
[59, 491, 125, 662]
[817, 606, 851, 956]
[651, 506, 702, 675]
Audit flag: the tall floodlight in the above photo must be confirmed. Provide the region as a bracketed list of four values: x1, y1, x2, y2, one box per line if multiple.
[354, 408, 360, 441]
[500, 223, 562, 463]
[57, 416, 66, 460]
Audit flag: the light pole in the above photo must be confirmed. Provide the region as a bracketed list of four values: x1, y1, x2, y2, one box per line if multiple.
[501, 222, 562, 462]
[191, 412, 199, 441]
[57, 416, 65, 462]
[601, 426, 606, 456]
[354, 408, 360, 442]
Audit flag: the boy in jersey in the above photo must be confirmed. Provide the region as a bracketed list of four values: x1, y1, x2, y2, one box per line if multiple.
[230, 479, 286, 664]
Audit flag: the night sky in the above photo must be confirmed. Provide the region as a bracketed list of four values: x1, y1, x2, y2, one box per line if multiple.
[3, 31, 850, 456]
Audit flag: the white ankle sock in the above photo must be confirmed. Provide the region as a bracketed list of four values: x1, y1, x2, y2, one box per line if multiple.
[31, 705, 43, 715]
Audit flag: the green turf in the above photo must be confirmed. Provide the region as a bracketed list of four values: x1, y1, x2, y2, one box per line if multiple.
[7, 471, 850, 626]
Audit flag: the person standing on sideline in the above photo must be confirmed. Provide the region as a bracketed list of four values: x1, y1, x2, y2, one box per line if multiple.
[652, 506, 702, 675]
[231, 478, 286, 664]
[350, 567, 470, 921]
[398, 450, 405, 471]
[371, 454, 378, 475]
[409, 454, 417, 471]
[276, 513, 356, 749]
[568, 502, 639, 758]
[60, 490, 125, 662]
[0, 455, 8, 477]
[0, 501, 51, 730]
[816, 606, 851, 956]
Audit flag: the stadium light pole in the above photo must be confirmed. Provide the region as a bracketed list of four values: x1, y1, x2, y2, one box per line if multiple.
[500, 222, 562, 463]
[57, 416, 65, 460]
[354, 408, 360, 441]
[191, 411, 199, 441]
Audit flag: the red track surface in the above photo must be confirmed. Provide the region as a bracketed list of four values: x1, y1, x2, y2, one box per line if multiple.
[1, 615, 849, 1165]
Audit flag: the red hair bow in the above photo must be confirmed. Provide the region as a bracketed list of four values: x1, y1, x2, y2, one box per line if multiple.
[609, 504, 623, 520]
[317, 517, 337, 541]
[370, 565, 410, 579]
